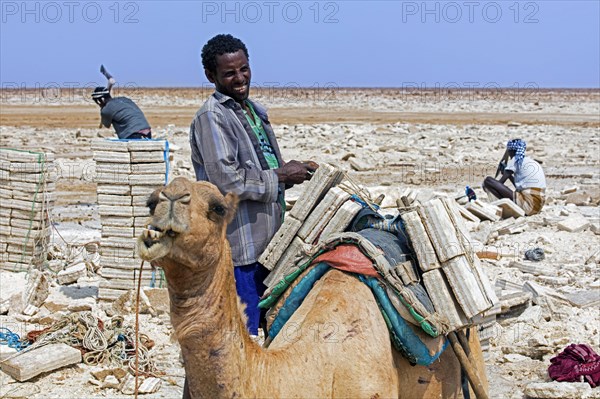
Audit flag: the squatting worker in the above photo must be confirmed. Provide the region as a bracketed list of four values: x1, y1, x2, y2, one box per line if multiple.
[482, 139, 546, 216]
[92, 86, 152, 139]
[190, 34, 318, 336]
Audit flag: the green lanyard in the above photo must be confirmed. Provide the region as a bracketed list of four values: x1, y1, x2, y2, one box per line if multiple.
[243, 101, 285, 221]
[243, 101, 279, 169]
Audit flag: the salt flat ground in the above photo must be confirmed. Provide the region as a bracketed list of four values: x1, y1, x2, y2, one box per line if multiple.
[0, 88, 599, 398]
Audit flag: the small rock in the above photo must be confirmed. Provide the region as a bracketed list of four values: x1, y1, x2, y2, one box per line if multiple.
[502, 353, 530, 363]
[517, 305, 543, 323]
[120, 373, 143, 395]
[349, 158, 372, 171]
[67, 298, 96, 312]
[102, 375, 121, 389]
[56, 263, 87, 285]
[88, 377, 102, 386]
[524, 381, 594, 399]
[139, 377, 162, 394]
[565, 192, 590, 206]
[560, 186, 578, 195]
[22, 304, 39, 316]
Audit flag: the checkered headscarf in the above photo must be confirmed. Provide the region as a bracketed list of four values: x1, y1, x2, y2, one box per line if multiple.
[507, 139, 526, 169]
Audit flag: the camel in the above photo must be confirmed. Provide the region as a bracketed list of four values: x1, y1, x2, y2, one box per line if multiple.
[137, 177, 488, 399]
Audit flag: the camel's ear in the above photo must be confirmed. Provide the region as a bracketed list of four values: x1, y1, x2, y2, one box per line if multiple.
[224, 192, 239, 224]
[146, 187, 163, 215]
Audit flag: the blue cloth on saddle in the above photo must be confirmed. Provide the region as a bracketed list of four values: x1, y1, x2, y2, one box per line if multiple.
[269, 262, 330, 340]
[361, 276, 448, 366]
[356, 228, 435, 314]
[268, 262, 448, 366]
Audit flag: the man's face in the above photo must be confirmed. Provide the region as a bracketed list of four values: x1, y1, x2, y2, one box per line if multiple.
[206, 49, 251, 104]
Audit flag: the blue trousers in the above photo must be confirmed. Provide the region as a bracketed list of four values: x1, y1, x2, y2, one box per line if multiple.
[234, 262, 269, 335]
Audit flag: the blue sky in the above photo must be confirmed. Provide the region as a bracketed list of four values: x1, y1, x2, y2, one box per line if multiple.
[1, 1, 599, 88]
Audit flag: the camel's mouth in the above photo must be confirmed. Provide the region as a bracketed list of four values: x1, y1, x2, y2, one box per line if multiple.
[137, 223, 180, 261]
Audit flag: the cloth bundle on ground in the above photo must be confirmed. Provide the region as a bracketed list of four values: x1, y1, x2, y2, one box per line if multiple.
[548, 343, 600, 387]
[260, 224, 450, 366]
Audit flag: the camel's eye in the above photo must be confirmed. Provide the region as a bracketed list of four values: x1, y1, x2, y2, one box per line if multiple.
[209, 204, 226, 217]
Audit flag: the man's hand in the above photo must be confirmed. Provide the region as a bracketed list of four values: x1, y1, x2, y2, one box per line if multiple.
[494, 161, 506, 178]
[275, 160, 319, 185]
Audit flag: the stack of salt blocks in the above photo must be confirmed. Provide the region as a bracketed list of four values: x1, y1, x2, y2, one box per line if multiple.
[91, 139, 169, 300]
[0, 149, 55, 272]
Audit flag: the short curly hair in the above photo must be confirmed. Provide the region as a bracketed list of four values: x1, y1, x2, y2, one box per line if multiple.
[201, 34, 249, 73]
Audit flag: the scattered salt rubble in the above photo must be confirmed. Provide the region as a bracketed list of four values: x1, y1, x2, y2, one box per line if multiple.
[0, 256, 179, 398]
[2, 88, 599, 116]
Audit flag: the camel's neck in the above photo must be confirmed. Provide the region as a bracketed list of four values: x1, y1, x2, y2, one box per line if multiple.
[165, 248, 257, 398]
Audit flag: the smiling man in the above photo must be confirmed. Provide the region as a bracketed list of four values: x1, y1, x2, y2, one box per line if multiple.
[190, 34, 317, 338]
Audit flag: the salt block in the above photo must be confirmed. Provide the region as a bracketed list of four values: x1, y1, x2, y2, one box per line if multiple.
[0, 343, 81, 381]
[130, 163, 167, 175]
[129, 174, 166, 186]
[563, 290, 600, 309]
[99, 205, 133, 218]
[93, 151, 131, 163]
[508, 260, 558, 277]
[127, 140, 167, 152]
[442, 255, 494, 319]
[465, 200, 501, 222]
[419, 198, 465, 262]
[422, 268, 469, 332]
[91, 138, 129, 152]
[557, 215, 590, 233]
[492, 198, 525, 219]
[497, 292, 532, 313]
[97, 184, 131, 196]
[289, 163, 343, 221]
[297, 187, 350, 242]
[264, 236, 307, 287]
[457, 204, 481, 223]
[259, 217, 303, 271]
[130, 151, 165, 163]
[401, 210, 441, 271]
[318, 200, 363, 243]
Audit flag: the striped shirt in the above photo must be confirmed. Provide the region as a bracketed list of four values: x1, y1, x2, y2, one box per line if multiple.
[189, 91, 285, 267]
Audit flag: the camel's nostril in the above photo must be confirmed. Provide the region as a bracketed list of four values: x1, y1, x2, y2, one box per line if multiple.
[179, 194, 191, 204]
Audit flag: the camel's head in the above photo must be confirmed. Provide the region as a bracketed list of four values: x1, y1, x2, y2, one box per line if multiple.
[137, 177, 238, 268]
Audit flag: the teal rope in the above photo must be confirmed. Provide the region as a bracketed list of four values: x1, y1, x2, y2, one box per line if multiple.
[0, 327, 29, 351]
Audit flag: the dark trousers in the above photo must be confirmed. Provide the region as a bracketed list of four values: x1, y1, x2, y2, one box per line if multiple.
[128, 132, 152, 139]
[233, 262, 270, 335]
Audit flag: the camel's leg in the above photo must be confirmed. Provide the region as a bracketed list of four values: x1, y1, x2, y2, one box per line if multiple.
[182, 377, 191, 399]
